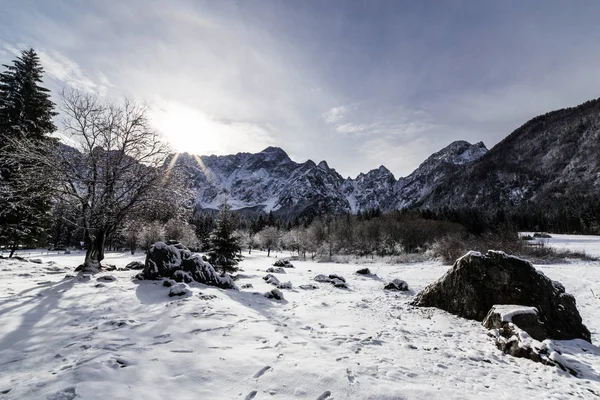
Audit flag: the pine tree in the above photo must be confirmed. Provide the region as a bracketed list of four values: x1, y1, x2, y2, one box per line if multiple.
[0, 49, 57, 256]
[209, 201, 243, 274]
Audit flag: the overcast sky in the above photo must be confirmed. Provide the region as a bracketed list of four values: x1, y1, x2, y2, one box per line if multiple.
[2, 1, 600, 178]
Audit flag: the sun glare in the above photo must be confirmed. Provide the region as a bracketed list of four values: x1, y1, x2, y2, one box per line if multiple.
[152, 101, 224, 156]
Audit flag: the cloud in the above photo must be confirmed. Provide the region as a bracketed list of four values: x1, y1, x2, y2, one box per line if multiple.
[322, 105, 348, 124]
[37, 49, 110, 94]
[3, 1, 600, 178]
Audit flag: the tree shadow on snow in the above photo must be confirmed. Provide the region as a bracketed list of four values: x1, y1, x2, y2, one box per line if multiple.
[134, 279, 177, 305]
[0, 277, 77, 350]
[218, 287, 289, 320]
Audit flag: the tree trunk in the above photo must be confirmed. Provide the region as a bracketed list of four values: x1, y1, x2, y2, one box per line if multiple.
[83, 230, 106, 272]
[267, 247, 271, 257]
[9, 241, 18, 258]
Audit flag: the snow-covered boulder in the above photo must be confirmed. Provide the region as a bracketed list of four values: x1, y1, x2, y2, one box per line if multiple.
[328, 274, 346, 282]
[125, 261, 144, 270]
[163, 279, 176, 287]
[299, 284, 318, 290]
[384, 279, 409, 291]
[266, 267, 286, 274]
[273, 259, 294, 268]
[181, 255, 237, 290]
[314, 274, 331, 283]
[29, 258, 42, 264]
[142, 242, 184, 279]
[264, 288, 285, 300]
[483, 305, 546, 341]
[172, 270, 193, 283]
[140, 242, 237, 290]
[263, 274, 281, 285]
[277, 281, 293, 289]
[314, 274, 348, 288]
[97, 275, 117, 282]
[412, 250, 591, 342]
[169, 283, 191, 297]
[356, 268, 371, 275]
[486, 308, 578, 375]
[331, 278, 348, 289]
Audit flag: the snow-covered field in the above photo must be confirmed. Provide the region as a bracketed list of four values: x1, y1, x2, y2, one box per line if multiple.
[2, 245, 600, 399]
[524, 233, 600, 258]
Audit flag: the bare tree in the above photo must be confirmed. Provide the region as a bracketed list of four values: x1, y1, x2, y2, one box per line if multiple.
[257, 226, 280, 257]
[50, 90, 177, 271]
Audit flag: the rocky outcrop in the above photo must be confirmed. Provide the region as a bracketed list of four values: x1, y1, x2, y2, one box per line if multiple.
[412, 250, 590, 342]
[139, 242, 237, 290]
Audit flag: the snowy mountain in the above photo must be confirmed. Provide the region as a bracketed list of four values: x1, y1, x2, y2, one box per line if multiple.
[419, 98, 600, 210]
[173, 141, 488, 217]
[393, 140, 488, 209]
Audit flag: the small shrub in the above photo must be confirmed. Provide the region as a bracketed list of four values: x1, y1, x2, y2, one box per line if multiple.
[533, 232, 552, 238]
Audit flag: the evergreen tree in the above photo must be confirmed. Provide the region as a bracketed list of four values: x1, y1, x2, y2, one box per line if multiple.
[208, 201, 243, 274]
[0, 48, 57, 255]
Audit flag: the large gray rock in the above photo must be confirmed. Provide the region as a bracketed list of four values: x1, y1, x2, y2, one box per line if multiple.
[140, 242, 237, 290]
[412, 250, 590, 342]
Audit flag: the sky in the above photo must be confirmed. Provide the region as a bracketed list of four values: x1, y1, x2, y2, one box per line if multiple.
[2, 0, 600, 178]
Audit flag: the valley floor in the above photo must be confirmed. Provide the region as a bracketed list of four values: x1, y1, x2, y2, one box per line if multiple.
[1, 245, 600, 399]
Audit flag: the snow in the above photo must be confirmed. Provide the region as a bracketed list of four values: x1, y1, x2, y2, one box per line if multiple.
[2, 246, 600, 399]
[489, 304, 539, 322]
[522, 233, 600, 258]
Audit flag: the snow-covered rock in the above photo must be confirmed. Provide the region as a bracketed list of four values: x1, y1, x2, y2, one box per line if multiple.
[266, 267, 286, 274]
[168, 283, 191, 297]
[273, 259, 295, 268]
[276, 281, 293, 290]
[263, 274, 280, 285]
[412, 250, 591, 341]
[96, 275, 117, 282]
[264, 288, 285, 300]
[383, 279, 409, 291]
[125, 261, 144, 270]
[140, 242, 237, 290]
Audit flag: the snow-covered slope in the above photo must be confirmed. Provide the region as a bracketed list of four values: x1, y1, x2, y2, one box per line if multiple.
[393, 140, 488, 209]
[175, 141, 487, 217]
[2, 248, 600, 399]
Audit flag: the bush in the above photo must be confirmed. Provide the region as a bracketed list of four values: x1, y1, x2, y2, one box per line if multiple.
[533, 232, 552, 238]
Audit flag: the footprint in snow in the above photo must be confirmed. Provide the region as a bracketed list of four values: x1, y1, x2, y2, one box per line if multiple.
[253, 365, 272, 378]
[244, 391, 258, 400]
[346, 369, 357, 384]
[46, 386, 77, 400]
[316, 391, 333, 400]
